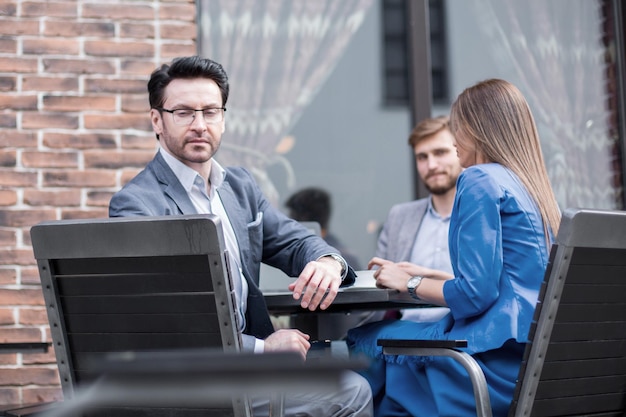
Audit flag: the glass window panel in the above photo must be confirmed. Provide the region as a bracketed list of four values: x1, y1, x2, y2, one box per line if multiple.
[436, 0, 623, 209]
[198, 0, 413, 266]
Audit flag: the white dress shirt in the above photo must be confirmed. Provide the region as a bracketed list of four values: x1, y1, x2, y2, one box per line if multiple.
[159, 149, 261, 349]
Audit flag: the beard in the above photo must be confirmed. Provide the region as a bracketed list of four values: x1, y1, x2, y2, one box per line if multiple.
[160, 124, 220, 164]
[424, 175, 457, 195]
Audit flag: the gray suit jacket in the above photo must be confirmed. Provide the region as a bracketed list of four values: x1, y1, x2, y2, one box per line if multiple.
[109, 152, 355, 350]
[375, 198, 429, 261]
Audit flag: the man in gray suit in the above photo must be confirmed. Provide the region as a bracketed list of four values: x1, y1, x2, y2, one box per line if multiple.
[369, 116, 462, 321]
[109, 56, 372, 417]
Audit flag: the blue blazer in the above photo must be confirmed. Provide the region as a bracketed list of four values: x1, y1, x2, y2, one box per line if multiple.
[109, 152, 355, 349]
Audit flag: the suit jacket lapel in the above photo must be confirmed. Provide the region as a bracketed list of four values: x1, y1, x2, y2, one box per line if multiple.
[152, 152, 197, 215]
[398, 200, 428, 261]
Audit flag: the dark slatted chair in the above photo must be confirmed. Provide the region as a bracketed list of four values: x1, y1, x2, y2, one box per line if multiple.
[30, 214, 247, 417]
[378, 208, 626, 417]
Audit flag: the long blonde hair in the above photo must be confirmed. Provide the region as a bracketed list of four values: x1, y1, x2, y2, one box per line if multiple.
[450, 79, 561, 245]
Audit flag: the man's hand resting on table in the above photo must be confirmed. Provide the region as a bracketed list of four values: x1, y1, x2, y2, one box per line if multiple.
[288, 257, 344, 311]
[264, 329, 311, 360]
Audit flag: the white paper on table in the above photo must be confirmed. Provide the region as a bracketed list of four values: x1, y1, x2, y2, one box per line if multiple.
[349, 270, 378, 289]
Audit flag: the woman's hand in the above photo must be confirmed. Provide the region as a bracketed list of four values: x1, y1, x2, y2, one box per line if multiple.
[368, 257, 412, 291]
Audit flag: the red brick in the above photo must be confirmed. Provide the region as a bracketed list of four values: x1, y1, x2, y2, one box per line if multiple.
[0, 131, 37, 148]
[0, 249, 37, 266]
[120, 23, 154, 39]
[159, 3, 196, 22]
[23, 189, 81, 207]
[22, 76, 78, 92]
[121, 94, 149, 113]
[61, 209, 108, 220]
[161, 43, 197, 59]
[0, 76, 17, 92]
[120, 60, 155, 76]
[0, 289, 44, 307]
[0, 171, 37, 187]
[44, 20, 114, 37]
[18, 307, 48, 325]
[122, 133, 157, 150]
[22, 386, 63, 404]
[0, 210, 56, 228]
[85, 40, 154, 58]
[85, 78, 146, 94]
[22, 1, 77, 18]
[0, 388, 19, 405]
[21, 230, 33, 248]
[0, 353, 17, 365]
[0, 57, 38, 73]
[0, 328, 42, 343]
[0, 113, 16, 128]
[43, 132, 116, 149]
[22, 348, 57, 366]
[86, 190, 115, 207]
[0, 190, 18, 206]
[160, 22, 197, 40]
[0, 308, 15, 325]
[0, 1, 17, 17]
[43, 58, 115, 75]
[43, 170, 116, 187]
[22, 112, 79, 129]
[82, 3, 154, 20]
[43, 95, 116, 112]
[22, 151, 78, 169]
[0, 228, 17, 246]
[1, 19, 39, 36]
[0, 38, 17, 54]
[0, 94, 37, 111]
[0, 367, 59, 386]
[20, 267, 41, 286]
[0, 150, 16, 167]
[23, 39, 80, 56]
[0, 269, 17, 285]
[84, 150, 154, 169]
[84, 113, 151, 130]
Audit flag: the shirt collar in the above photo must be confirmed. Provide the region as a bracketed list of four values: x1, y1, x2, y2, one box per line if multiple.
[426, 196, 450, 221]
[159, 147, 226, 195]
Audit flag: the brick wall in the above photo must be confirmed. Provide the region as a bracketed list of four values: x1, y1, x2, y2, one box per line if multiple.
[0, 0, 197, 406]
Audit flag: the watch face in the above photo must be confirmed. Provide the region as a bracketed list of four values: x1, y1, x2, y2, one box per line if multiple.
[408, 276, 422, 289]
[407, 276, 422, 300]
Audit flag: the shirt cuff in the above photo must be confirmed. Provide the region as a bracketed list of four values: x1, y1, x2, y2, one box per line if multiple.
[253, 337, 265, 353]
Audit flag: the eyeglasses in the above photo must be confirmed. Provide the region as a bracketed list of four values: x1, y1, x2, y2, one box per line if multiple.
[155, 107, 226, 125]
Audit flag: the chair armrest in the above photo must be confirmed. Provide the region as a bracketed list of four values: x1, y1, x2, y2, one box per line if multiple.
[376, 339, 492, 417]
[377, 339, 468, 349]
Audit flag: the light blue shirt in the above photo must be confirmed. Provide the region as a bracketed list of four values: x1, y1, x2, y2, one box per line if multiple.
[409, 197, 453, 275]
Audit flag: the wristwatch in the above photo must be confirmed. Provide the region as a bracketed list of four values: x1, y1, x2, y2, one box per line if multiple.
[407, 276, 424, 300]
[325, 253, 348, 281]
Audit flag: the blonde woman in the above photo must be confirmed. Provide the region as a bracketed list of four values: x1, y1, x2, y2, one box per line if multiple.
[347, 79, 561, 416]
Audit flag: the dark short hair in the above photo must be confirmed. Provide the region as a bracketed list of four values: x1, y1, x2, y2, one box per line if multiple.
[284, 187, 331, 230]
[148, 55, 229, 109]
